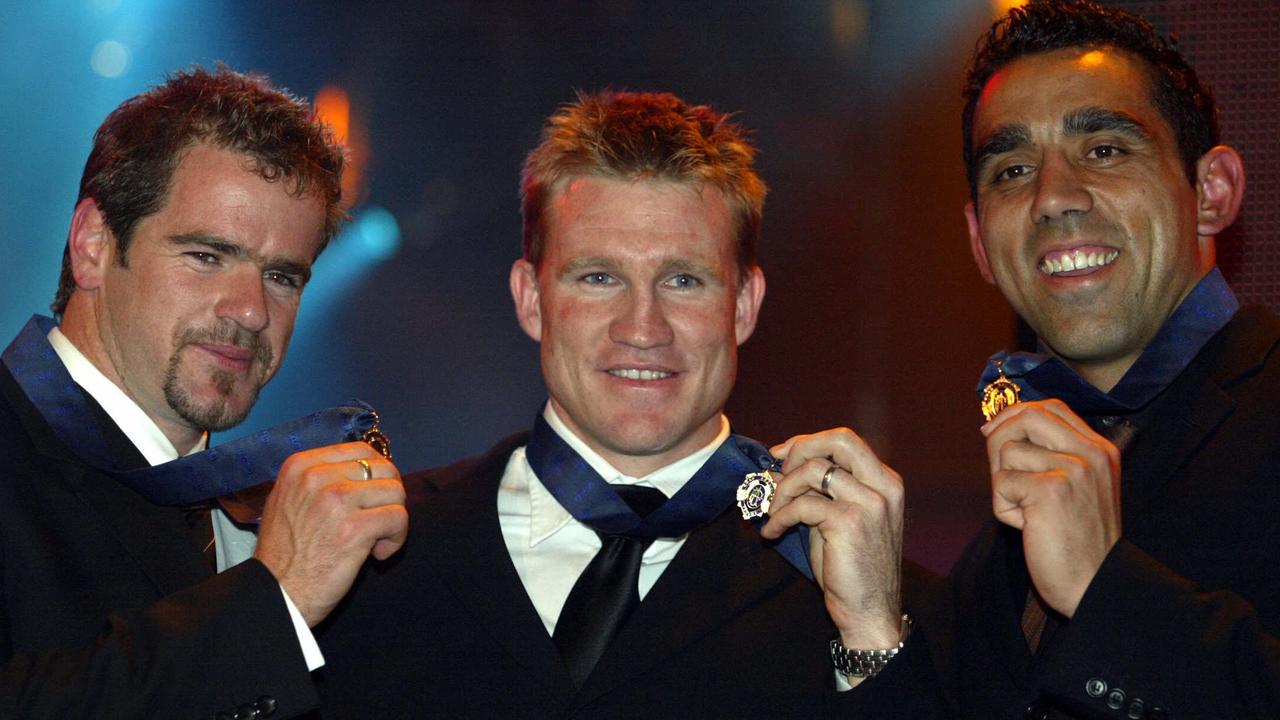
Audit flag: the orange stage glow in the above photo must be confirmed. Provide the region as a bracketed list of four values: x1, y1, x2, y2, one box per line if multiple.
[1079, 50, 1108, 68]
[992, 0, 1028, 15]
[314, 84, 369, 209]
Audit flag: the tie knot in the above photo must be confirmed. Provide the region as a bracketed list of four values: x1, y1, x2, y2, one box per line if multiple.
[611, 484, 667, 519]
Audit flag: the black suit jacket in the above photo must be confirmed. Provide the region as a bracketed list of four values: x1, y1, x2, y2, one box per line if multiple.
[0, 364, 318, 719]
[317, 432, 928, 718]
[855, 307, 1280, 719]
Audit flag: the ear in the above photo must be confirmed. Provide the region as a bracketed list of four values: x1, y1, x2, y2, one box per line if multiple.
[1195, 145, 1245, 237]
[734, 266, 766, 345]
[965, 201, 996, 285]
[67, 198, 112, 291]
[510, 258, 543, 342]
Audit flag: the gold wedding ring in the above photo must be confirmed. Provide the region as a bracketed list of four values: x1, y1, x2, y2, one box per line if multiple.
[355, 458, 373, 481]
[821, 464, 837, 495]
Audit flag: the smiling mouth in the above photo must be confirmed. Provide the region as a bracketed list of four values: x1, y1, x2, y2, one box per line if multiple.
[1038, 248, 1119, 275]
[608, 368, 674, 381]
[193, 343, 258, 372]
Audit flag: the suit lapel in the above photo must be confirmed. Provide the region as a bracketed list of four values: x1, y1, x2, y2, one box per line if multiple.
[418, 434, 576, 704]
[962, 521, 1037, 685]
[1120, 310, 1278, 514]
[576, 507, 804, 703]
[5, 366, 209, 597]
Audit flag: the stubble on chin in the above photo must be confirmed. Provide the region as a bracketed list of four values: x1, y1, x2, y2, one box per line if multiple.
[162, 324, 274, 432]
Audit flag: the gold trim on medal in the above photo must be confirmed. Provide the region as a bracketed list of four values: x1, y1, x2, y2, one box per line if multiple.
[362, 409, 393, 460]
[737, 471, 776, 520]
[980, 361, 1022, 422]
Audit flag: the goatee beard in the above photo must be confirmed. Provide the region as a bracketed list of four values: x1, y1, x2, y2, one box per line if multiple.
[162, 324, 273, 432]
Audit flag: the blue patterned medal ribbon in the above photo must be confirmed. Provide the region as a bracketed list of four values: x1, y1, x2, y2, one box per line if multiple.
[526, 411, 813, 579]
[3, 315, 382, 506]
[977, 268, 1239, 415]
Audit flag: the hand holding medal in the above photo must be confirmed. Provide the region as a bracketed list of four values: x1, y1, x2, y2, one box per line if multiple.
[753, 427, 907, 685]
[252, 411, 408, 627]
[981, 396, 1122, 618]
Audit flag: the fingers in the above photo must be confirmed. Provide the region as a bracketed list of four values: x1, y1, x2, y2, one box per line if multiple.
[762, 427, 903, 542]
[773, 428, 892, 492]
[254, 443, 409, 626]
[367, 504, 411, 560]
[277, 441, 387, 480]
[983, 400, 1118, 476]
[979, 400, 1122, 618]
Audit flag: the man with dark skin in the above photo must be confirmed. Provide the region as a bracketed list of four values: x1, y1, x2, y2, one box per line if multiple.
[839, 2, 1280, 718]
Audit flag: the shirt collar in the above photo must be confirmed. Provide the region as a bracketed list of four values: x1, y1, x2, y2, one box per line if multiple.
[526, 403, 731, 546]
[47, 327, 207, 466]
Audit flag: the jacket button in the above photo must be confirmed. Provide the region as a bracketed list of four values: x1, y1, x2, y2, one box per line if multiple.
[255, 696, 278, 717]
[234, 704, 258, 720]
[1125, 698, 1145, 719]
[1024, 701, 1049, 720]
[1106, 688, 1126, 710]
[1085, 677, 1108, 697]
[1148, 707, 1167, 720]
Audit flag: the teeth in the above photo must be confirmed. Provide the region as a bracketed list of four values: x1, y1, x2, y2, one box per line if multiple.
[1039, 249, 1120, 275]
[610, 368, 672, 381]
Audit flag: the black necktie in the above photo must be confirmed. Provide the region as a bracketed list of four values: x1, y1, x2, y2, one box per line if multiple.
[553, 484, 668, 687]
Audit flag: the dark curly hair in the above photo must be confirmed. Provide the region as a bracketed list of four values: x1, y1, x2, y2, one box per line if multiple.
[52, 65, 346, 316]
[520, 90, 766, 280]
[961, 0, 1220, 204]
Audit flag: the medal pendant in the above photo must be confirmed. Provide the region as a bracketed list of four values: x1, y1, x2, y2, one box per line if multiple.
[362, 409, 393, 460]
[980, 365, 1022, 422]
[736, 471, 776, 520]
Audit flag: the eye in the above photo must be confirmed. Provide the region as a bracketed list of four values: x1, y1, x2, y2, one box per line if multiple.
[993, 163, 1032, 184]
[1086, 144, 1127, 160]
[580, 272, 616, 286]
[185, 251, 220, 265]
[264, 270, 301, 289]
[663, 273, 702, 290]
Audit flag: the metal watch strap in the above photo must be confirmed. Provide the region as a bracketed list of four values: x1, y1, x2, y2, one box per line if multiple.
[829, 614, 911, 678]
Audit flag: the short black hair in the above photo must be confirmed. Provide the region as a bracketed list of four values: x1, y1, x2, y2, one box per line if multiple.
[961, 0, 1219, 204]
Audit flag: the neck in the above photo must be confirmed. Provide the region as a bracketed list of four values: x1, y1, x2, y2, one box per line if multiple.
[1062, 353, 1137, 394]
[547, 402, 725, 478]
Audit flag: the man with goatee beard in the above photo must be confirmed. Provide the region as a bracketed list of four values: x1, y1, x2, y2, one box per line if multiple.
[0, 67, 407, 719]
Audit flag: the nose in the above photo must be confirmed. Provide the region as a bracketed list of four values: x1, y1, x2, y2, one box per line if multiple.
[1031, 151, 1093, 224]
[214, 268, 269, 333]
[609, 287, 674, 349]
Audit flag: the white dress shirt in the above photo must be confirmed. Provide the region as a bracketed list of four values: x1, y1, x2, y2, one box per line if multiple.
[47, 327, 324, 671]
[498, 403, 730, 636]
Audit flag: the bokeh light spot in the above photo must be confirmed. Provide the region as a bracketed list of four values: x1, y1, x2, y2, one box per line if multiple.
[90, 40, 130, 78]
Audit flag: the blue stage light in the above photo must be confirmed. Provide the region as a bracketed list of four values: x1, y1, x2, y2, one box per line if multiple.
[351, 206, 402, 261]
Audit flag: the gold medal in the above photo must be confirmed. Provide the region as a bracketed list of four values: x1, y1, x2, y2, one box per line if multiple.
[736, 470, 776, 520]
[362, 408, 393, 460]
[980, 361, 1021, 422]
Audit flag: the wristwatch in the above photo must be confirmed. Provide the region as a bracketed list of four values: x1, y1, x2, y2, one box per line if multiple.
[829, 614, 911, 678]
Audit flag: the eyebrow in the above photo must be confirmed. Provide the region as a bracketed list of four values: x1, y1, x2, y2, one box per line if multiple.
[974, 124, 1033, 174]
[558, 256, 721, 282]
[974, 106, 1153, 174]
[1062, 106, 1150, 140]
[559, 256, 618, 277]
[168, 232, 313, 284]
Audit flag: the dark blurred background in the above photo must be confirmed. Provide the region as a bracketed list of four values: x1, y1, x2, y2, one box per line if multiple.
[2, 1, 1275, 573]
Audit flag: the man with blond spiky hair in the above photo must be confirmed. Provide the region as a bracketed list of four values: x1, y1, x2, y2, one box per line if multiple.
[317, 90, 931, 718]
